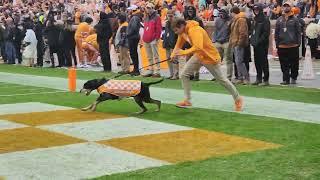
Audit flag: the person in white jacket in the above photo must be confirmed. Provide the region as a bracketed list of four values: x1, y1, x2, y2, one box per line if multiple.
[22, 24, 38, 67]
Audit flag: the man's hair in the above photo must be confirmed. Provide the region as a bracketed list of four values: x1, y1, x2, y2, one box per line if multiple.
[117, 13, 127, 23]
[171, 17, 186, 28]
[85, 17, 93, 24]
[230, 6, 240, 14]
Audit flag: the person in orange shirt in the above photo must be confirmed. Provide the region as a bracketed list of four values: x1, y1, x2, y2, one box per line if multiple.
[170, 18, 243, 111]
[74, 7, 81, 25]
[75, 17, 93, 68]
[82, 33, 100, 66]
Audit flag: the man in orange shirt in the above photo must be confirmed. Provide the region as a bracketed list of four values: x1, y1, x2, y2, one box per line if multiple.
[75, 17, 93, 68]
[171, 18, 243, 111]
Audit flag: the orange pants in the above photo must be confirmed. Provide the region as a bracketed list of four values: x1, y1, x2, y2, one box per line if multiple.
[83, 43, 99, 63]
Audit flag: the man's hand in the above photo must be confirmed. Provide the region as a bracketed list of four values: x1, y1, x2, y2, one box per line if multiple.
[172, 48, 182, 58]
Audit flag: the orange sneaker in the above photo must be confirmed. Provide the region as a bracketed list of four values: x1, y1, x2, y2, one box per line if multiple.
[235, 97, 244, 112]
[176, 100, 192, 108]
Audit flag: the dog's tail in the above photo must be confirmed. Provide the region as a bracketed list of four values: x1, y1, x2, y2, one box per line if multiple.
[144, 78, 165, 86]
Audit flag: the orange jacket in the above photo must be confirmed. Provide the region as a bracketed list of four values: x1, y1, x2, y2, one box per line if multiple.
[172, 20, 221, 65]
[75, 11, 81, 25]
[229, 12, 249, 48]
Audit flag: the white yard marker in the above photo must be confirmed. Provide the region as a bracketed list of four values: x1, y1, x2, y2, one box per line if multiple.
[0, 102, 74, 115]
[0, 120, 28, 130]
[39, 117, 193, 141]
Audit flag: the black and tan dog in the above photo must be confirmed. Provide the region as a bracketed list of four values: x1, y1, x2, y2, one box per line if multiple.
[80, 78, 164, 114]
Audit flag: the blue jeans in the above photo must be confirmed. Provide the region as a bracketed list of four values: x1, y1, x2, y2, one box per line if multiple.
[233, 46, 249, 80]
[5, 41, 16, 64]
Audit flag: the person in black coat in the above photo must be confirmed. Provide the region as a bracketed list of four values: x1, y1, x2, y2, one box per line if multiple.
[127, 8, 143, 76]
[34, 15, 45, 67]
[60, 16, 77, 67]
[13, 24, 25, 64]
[250, 3, 270, 85]
[95, 12, 113, 71]
[162, 10, 178, 80]
[44, 18, 64, 68]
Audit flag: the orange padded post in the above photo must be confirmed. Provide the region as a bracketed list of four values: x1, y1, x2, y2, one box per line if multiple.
[68, 67, 77, 92]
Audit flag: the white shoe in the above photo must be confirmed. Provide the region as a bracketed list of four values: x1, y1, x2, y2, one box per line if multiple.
[97, 60, 103, 67]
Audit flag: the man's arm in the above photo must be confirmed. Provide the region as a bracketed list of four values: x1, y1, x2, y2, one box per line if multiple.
[295, 18, 302, 45]
[154, 16, 162, 40]
[274, 19, 280, 48]
[171, 35, 186, 58]
[179, 28, 203, 56]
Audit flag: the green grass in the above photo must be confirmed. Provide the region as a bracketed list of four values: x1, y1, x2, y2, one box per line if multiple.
[0, 83, 319, 179]
[1, 64, 320, 104]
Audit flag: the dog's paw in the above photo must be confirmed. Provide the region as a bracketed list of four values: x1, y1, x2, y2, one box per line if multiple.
[135, 110, 147, 115]
[89, 108, 96, 112]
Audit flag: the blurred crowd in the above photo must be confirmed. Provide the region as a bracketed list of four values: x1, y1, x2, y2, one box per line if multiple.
[0, 0, 319, 85]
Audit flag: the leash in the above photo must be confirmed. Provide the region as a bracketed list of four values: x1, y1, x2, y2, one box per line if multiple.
[111, 58, 177, 79]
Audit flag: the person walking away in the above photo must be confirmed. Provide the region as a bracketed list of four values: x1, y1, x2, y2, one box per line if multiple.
[213, 6, 233, 81]
[22, 23, 37, 67]
[127, 5, 143, 76]
[44, 17, 64, 68]
[13, 23, 24, 64]
[115, 13, 130, 74]
[95, 12, 113, 72]
[250, 3, 271, 86]
[275, 1, 301, 85]
[35, 14, 45, 67]
[163, 10, 179, 80]
[229, 6, 250, 85]
[74, 17, 93, 68]
[142, 3, 162, 77]
[61, 15, 77, 67]
[171, 18, 243, 111]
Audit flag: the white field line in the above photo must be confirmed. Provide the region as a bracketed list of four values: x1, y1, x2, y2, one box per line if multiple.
[0, 87, 54, 93]
[244, 85, 320, 92]
[0, 91, 67, 97]
[0, 84, 30, 88]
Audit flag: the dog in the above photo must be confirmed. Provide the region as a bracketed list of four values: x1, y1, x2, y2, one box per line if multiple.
[80, 78, 164, 114]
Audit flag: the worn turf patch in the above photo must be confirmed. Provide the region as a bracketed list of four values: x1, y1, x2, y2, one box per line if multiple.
[0, 109, 125, 126]
[101, 129, 282, 163]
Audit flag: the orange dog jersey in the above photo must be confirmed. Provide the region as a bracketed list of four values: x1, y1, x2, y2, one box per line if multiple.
[97, 80, 141, 97]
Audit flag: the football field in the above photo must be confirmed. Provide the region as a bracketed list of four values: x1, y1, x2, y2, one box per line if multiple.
[0, 64, 319, 180]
